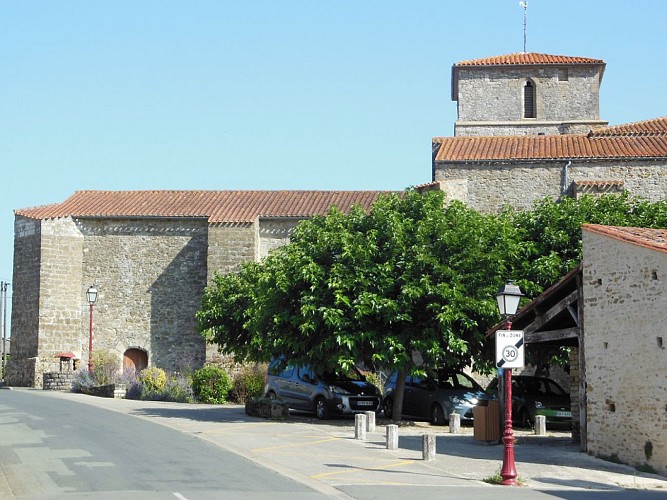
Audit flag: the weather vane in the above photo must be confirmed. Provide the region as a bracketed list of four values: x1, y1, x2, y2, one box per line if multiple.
[519, 1, 528, 53]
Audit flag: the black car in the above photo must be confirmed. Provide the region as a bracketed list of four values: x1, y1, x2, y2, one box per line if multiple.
[263, 359, 382, 419]
[486, 375, 572, 428]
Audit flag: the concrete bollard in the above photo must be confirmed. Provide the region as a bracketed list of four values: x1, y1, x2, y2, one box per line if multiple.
[355, 413, 367, 440]
[449, 413, 461, 434]
[422, 433, 436, 461]
[386, 424, 398, 450]
[534, 415, 546, 436]
[365, 411, 376, 433]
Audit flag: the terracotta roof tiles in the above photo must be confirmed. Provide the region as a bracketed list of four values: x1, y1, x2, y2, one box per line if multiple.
[588, 117, 667, 137]
[15, 190, 395, 223]
[433, 130, 667, 163]
[454, 52, 605, 67]
[583, 224, 667, 255]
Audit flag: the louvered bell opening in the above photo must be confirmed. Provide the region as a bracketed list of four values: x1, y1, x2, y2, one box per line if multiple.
[524, 81, 535, 118]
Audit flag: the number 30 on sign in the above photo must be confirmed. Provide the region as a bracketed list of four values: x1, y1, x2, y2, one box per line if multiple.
[495, 330, 525, 369]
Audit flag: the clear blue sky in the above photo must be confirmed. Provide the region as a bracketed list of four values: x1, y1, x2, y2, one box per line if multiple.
[1, 1, 666, 313]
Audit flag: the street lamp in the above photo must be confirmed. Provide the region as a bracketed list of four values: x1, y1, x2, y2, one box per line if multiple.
[86, 286, 98, 372]
[495, 282, 524, 486]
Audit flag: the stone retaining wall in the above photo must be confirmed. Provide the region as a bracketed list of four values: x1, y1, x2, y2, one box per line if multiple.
[43, 372, 74, 391]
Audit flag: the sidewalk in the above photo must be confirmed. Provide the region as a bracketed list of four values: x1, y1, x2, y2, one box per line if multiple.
[28, 390, 667, 497]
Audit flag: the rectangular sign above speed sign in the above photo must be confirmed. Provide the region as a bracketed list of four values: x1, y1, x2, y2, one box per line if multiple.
[496, 330, 525, 369]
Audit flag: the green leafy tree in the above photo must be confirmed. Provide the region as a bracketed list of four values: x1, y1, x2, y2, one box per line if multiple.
[199, 190, 520, 420]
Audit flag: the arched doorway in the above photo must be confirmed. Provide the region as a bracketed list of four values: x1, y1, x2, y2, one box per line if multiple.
[123, 348, 148, 374]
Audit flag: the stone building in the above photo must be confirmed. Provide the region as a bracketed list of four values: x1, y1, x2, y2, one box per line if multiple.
[9, 51, 667, 388]
[6, 190, 390, 387]
[581, 224, 667, 475]
[434, 53, 667, 212]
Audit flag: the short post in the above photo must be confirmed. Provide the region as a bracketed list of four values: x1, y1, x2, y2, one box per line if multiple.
[534, 415, 546, 436]
[365, 411, 376, 432]
[355, 413, 367, 440]
[422, 433, 436, 461]
[386, 424, 398, 450]
[449, 413, 461, 434]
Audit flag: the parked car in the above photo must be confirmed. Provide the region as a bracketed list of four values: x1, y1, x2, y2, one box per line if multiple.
[263, 359, 382, 419]
[485, 375, 572, 428]
[382, 369, 486, 425]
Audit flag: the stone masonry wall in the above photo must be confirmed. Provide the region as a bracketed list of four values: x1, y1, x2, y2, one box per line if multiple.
[35, 218, 85, 387]
[80, 218, 209, 373]
[6, 216, 43, 386]
[582, 230, 667, 474]
[205, 222, 258, 365]
[258, 218, 303, 259]
[455, 65, 602, 136]
[435, 159, 667, 213]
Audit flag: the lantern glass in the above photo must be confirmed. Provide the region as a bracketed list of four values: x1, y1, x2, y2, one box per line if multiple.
[86, 286, 98, 304]
[495, 283, 523, 316]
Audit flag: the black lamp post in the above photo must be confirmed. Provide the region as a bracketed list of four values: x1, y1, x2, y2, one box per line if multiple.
[495, 282, 523, 486]
[86, 285, 98, 372]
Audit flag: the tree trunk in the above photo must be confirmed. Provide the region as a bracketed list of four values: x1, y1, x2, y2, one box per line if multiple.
[392, 369, 407, 422]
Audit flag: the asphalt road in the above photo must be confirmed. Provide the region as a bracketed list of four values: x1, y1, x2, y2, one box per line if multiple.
[1, 389, 666, 500]
[0, 389, 324, 499]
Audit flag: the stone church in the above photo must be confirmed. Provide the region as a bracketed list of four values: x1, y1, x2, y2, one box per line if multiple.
[8, 52, 667, 387]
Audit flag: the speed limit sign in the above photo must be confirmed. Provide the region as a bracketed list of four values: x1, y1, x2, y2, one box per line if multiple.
[496, 330, 525, 369]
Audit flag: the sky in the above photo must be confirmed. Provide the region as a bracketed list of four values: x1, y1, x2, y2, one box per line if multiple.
[1, 0, 666, 324]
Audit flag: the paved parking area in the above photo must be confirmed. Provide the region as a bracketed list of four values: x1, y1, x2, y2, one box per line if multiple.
[23, 390, 667, 497]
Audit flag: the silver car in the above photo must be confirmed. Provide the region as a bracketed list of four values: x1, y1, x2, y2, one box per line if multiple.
[383, 370, 485, 425]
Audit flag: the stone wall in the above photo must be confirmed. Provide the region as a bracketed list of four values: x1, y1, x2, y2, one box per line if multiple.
[37, 217, 85, 386]
[6, 217, 44, 387]
[454, 65, 603, 136]
[80, 218, 209, 373]
[435, 159, 667, 213]
[582, 229, 667, 475]
[43, 372, 74, 391]
[207, 223, 257, 278]
[258, 218, 302, 259]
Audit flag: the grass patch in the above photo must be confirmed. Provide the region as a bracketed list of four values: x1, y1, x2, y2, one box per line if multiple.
[483, 468, 526, 486]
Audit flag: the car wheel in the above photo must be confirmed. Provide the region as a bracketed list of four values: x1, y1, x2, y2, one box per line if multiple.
[266, 390, 277, 399]
[431, 404, 446, 426]
[315, 397, 329, 420]
[383, 397, 394, 419]
[520, 408, 533, 428]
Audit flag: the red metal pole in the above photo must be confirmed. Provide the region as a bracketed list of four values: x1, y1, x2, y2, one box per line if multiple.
[500, 318, 518, 485]
[88, 302, 94, 373]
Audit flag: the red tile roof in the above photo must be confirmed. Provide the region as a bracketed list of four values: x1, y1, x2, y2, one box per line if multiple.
[15, 190, 395, 223]
[583, 224, 667, 255]
[454, 52, 605, 67]
[589, 117, 667, 137]
[433, 118, 667, 162]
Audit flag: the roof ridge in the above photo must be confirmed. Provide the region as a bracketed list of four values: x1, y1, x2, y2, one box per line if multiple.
[454, 52, 605, 67]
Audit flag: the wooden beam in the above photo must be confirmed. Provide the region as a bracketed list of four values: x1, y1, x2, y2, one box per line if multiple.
[523, 289, 579, 334]
[525, 327, 580, 344]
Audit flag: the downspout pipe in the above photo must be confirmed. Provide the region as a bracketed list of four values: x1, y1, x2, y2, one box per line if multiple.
[562, 160, 572, 195]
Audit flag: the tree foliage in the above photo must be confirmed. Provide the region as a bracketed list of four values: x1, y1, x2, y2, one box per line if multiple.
[198, 189, 667, 418]
[199, 190, 521, 418]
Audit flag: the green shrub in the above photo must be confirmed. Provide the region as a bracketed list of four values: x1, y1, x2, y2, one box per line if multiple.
[91, 350, 120, 386]
[138, 366, 167, 395]
[161, 375, 195, 403]
[229, 364, 266, 403]
[192, 365, 232, 404]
